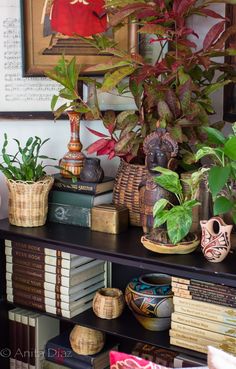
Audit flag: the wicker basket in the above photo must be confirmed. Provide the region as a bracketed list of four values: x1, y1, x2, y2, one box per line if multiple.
[6, 176, 54, 227]
[113, 160, 147, 226]
[70, 325, 105, 355]
[92, 288, 125, 319]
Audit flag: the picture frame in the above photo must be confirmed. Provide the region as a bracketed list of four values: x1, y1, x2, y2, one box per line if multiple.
[223, 4, 236, 123]
[21, 0, 137, 77]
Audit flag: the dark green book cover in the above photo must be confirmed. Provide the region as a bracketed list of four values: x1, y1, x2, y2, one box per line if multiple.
[48, 190, 113, 208]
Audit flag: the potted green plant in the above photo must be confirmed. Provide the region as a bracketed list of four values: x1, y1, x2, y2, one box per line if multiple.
[141, 166, 208, 253]
[195, 124, 236, 224]
[78, 0, 236, 225]
[84, 0, 236, 165]
[0, 134, 56, 227]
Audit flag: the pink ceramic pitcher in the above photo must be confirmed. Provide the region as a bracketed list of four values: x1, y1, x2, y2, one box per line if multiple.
[200, 217, 233, 263]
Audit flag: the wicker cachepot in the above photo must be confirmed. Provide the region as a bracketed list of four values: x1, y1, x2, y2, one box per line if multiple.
[6, 176, 54, 227]
[70, 325, 105, 355]
[92, 288, 125, 319]
[113, 160, 147, 226]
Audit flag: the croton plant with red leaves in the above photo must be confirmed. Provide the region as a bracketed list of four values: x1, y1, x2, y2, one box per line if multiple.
[85, 0, 236, 164]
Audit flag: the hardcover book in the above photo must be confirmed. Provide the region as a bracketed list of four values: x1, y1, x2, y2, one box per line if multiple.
[52, 173, 114, 195]
[48, 190, 113, 208]
[171, 312, 236, 337]
[45, 330, 119, 369]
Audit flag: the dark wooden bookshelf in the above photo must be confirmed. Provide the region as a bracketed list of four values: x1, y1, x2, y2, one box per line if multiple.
[0, 217, 235, 367]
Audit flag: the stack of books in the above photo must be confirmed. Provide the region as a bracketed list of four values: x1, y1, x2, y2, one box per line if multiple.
[48, 174, 114, 227]
[6, 239, 108, 318]
[44, 330, 119, 369]
[170, 276, 236, 355]
[8, 307, 60, 369]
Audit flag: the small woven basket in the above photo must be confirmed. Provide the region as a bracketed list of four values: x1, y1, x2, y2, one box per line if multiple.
[70, 325, 105, 355]
[6, 176, 54, 227]
[113, 160, 147, 226]
[92, 288, 125, 319]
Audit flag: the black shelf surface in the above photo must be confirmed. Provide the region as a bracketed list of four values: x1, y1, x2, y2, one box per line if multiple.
[0, 218, 236, 286]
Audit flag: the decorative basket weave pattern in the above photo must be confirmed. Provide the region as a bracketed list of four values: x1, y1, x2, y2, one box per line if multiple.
[113, 160, 147, 226]
[7, 176, 54, 227]
[92, 288, 125, 319]
[70, 325, 105, 355]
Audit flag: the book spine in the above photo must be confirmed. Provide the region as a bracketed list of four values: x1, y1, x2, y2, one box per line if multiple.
[170, 337, 207, 354]
[8, 310, 16, 369]
[42, 359, 73, 369]
[21, 313, 29, 369]
[171, 276, 236, 295]
[53, 180, 98, 195]
[7, 256, 44, 271]
[171, 312, 236, 337]
[170, 329, 236, 354]
[15, 311, 23, 369]
[172, 288, 236, 308]
[173, 296, 236, 318]
[44, 352, 92, 369]
[48, 203, 91, 227]
[172, 281, 236, 298]
[171, 321, 236, 344]
[49, 191, 94, 207]
[44, 341, 93, 366]
[174, 304, 236, 326]
[28, 316, 36, 369]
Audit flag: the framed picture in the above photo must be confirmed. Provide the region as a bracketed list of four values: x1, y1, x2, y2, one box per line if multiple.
[0, 0, 66, 119]
[21, 0, 137, 77]
[223, 4, 236, 122]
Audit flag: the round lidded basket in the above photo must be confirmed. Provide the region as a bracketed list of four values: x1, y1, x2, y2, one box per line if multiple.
[6, 176, 54, 227]
[113, 160, 147, 226]
[92, 288, 125, 319]
[70, 325, 105, 355]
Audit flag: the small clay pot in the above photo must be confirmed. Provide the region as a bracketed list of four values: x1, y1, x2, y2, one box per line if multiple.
[92, 288, 125, 319]
[80, 158, 104, 183]
[125, 273, 173, 331]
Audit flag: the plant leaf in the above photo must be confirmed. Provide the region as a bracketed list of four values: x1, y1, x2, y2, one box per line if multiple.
[224, 136, 236, 160]
[208, 166, 231, 197]
[153, 198, 169, 218]
[167, 206, 192, 244]
[213, 196, 234, 215]
[153, 210, 169, 228]
[203, 20, 225, 51]
[203, 126, 226, 145]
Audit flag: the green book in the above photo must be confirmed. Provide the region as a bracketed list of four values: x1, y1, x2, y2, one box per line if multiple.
[48, 190, 113, 208]
[48, 203, 91, 227]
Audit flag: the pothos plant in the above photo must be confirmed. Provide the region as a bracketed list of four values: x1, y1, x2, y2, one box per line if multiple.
[195, 124, 236, 223]
[152, 166, 208, 244]
[84, 0, 236, 164]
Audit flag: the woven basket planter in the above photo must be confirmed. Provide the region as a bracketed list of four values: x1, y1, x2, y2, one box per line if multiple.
[6, 176, 54, 227]
[92, 288, 125, 319]
[113, 160, 147, 226]
[70, 325, 105, 355]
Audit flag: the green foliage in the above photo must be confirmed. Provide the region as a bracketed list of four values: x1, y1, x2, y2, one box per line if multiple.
[0, 134, 57, 182]
[45, 55, 94, 119]
[195, 124, 236, 222]
[152, 167, 207, 244]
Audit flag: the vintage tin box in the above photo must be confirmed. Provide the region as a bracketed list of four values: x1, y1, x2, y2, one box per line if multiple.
[91, 204, 129, 234]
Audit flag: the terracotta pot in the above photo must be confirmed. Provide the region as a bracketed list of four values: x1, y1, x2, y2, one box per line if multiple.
[92, 288, 125, 319]
[200, 216, 233, 263]
[141, 233, 200, 254]
[125, 274, 173, 331]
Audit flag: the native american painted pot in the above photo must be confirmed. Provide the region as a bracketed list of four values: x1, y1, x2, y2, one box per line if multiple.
[200, 216, 233, 263]
[125, 273, 173, 331]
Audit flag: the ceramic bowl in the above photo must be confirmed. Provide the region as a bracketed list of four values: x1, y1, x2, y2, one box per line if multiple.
[125, 273, 173, 330]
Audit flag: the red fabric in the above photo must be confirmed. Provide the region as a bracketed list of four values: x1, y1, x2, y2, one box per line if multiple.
[50, 0, 107, 37]
[110, 351, 169, 369]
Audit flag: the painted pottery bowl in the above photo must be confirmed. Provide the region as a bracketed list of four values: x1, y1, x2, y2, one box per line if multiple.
[125, 273, 173, 331]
